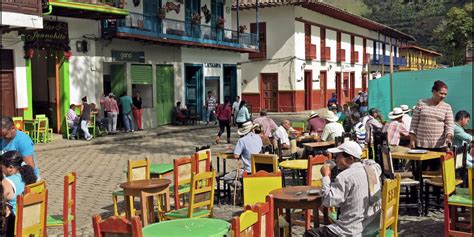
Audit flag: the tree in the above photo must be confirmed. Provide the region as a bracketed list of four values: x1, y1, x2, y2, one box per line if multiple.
[434, 3, 473, 65]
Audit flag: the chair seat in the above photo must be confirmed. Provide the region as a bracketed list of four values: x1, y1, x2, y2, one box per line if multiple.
[448, 194, 474, 207]
[424, 177, 463, 187]
[422, 170, 441, 178]
[46, 214, 74, 226]
[164, 208, 210, 219]
[400, 178, 419, 186]
[112, 190, 124, 196]
[456, 187, 469, 195]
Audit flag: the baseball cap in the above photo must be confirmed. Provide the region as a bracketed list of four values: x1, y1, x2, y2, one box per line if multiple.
[327, 141, 362, 159]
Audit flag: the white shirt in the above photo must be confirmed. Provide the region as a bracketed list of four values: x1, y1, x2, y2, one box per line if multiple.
[273, 125, 290, 146]
[232, 101, 240, 114]
[321, 122, 345, 141]
[402, 114, 412, 131]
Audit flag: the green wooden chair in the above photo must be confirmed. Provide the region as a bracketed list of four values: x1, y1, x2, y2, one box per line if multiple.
[88, 115, 96, 138]
[292, 121, 306, 132]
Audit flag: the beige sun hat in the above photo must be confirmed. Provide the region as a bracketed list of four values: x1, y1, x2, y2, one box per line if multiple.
[324, 111, 339, 122]
[237, 121, 257, 136]
[309, 111, 319, 119]
[400, 104, 411, 114]
[388, 107, 404, 120]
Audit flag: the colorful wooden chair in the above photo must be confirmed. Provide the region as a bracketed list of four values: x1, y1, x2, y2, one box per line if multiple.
[172, 156, 195, 210]
[251, 154, 279, 174]
[25, 180, 47, 194]
[231, 209, 260, 237]
[193, 148, 211, 173]
[165, 170, 216, 219]
[46, 172, 77, 237]
[16, 188, 48, 237]
[112, 157, 150, 216]
[243, 170, 282, 206]
[305, 155, 328, 229]
[12, 116, 30, 136]
[441, 152, 473, 237]
[377, 174, 401, 237]
[246, 195, 276, 237]
[291, 121, 306, 132]
[92, 215, 143, 237]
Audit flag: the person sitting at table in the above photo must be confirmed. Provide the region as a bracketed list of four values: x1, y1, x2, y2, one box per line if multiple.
[453, 110, 472, 167]
[253, 109, 278, 139]
[400, 104, 412, 131]
[307, 111, 326, 136]
[320, 111, 344, 142]
[351, 112, 366, 144]
[304, 141, 382, 237]
[67, 104, 79, 140]
[1, 117, 40, 179]
[382, 107, 410, 147]
[365, 108, 385, 145]
[173, 101, 187, 125]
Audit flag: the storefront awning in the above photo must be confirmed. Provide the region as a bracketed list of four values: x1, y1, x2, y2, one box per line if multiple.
[45, 1, 129, 20]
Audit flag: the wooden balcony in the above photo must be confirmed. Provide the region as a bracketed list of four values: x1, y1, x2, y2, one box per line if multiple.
[249, 42, 266, 59]
[363, 53, 370, 64]
[321, 46, 331, 61]
[351, 51, 359, 64]
[1, 0, 42, 16]
[305, 44, 316, 60]
[337, 49, 346, 63]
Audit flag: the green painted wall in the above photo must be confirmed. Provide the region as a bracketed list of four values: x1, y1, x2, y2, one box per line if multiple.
[59, 59, 70, 134]
[24, 59, 33, 120]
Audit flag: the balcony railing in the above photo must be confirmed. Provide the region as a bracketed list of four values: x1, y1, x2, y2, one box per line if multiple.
[363, 53, 370, 64]
[337, 49, 346, 63]
[321, 46, 330, 61]
[370, 54, 407, 66]
[305, 44, 316, 60]
[101, 12, 258, 51]
[1, 0, 41, 15]
[351, 51, 359, 64]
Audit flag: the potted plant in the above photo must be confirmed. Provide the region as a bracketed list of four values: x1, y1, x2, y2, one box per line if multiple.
[158, 7, 166, 19]
[217, 16, 225, 29]
[192, 12, 202, 25]
[239, 25, 247, 33]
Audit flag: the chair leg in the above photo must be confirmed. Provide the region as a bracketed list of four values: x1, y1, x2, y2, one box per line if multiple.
[71, 217, 77, 237]
[63, 221, 69, 237]
[424, 184, 429, 216]
[112, 194, 119, 216]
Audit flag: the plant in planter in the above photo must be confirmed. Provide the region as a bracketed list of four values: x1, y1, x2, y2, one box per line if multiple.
[192, 12, 202, 25]
[217, 16, 225, 29]
[158, 7, 166, 19]
[239, 25, 247, 33]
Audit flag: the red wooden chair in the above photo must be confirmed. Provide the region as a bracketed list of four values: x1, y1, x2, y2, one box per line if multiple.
[16, 189, 48, 237]
[193, 149, 211, 173]
[245, 195, 276, 237]
[173, 156, 195, 209]
[305, 155, 329, 230]
[92, 215, 142, 237]
[46, 172, 77, 237]
[231, 209, 260, 237]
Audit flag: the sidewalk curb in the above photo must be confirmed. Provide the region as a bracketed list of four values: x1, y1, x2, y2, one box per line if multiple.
[36, 125, 218, 152]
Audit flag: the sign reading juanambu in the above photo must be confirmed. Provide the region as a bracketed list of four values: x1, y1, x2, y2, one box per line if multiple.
[111, 50, 145, 63]
[25, 21, 69, 46]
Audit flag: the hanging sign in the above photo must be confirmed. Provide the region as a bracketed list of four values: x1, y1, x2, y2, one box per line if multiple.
[111, 50, 145, 63]
[204, 63, 221, 68]
[24, 21, 69, 48]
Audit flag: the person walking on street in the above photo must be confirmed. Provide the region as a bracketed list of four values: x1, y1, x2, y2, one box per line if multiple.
[120, 93, 135, 133]
[132, 91, 143, 130]
[232, 96, 241, 126]
[80, 96, 93, 141]
[235, 100, 250, 128]
[205, 91, 217, 126]
[215, 98, 233, 144]
[103, 93, 119, 134]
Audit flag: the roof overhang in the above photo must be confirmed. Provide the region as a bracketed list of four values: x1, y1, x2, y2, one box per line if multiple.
[400, 45, 442, 56]
[45, 1, 129, 20]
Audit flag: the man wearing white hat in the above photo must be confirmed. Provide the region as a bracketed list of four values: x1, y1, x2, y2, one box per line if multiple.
[307, 111, 326, 135]
[320, 111, 344, 142]
[400, 104, 412, 131]
[304, 141, 381, 237]
[383, 107, 410, 146]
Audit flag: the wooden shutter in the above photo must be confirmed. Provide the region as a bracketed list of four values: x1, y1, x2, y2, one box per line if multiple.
[131, 64, 153, 85]
[249, 22, 266, 60]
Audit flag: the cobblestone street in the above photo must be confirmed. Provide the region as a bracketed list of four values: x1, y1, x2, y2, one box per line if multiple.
[36, 114, 444, 236]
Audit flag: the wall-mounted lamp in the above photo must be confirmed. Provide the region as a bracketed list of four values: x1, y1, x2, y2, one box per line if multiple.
[301, 62, 306, 71]
[328, 65, 333, 71]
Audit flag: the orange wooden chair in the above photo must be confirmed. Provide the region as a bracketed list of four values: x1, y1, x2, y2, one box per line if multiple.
[172, 156, 195, 209]
[46, 172, 77, 237]
[231, 209, 260, 237]
[25, 180, 47, 194]
[245, 195, 276, 237]
[16, 188, 48, 237]
[92, 215, 142, 237]
[193, 149, 211, 173]
[305, 155, 328, 229]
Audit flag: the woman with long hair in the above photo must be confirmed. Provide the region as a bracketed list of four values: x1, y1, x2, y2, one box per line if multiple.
[215, 98, 233, 144]
[235, 100, 250, 128]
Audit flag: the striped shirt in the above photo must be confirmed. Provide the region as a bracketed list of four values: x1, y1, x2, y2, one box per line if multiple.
[321, 160, 381, 236]
[365, 116, 383, 144]
[353, 122, 366, 143]
[383, 120, 409, 146]
[410, 99, 454, 148]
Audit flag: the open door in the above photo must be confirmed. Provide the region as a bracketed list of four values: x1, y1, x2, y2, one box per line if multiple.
[156, 65, 174, 125]
[304, 70, 312, 110]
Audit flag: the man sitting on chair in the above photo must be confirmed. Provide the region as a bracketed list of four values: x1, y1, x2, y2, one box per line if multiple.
[304, 141, 381, 237]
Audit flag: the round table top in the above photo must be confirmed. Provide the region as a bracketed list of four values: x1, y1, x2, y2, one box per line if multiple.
[279, 159, 308, 170]
[150, 163, 173, 174]
[142, 218, 230, 237]
[120, 179, 171, 190]
[270, 186, 321, 202]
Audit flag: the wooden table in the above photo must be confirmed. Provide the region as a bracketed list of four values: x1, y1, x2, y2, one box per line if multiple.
[270, 186, 327, 237]
[120, 179, 171, 226]
[150, 163, 173, 179]
[391, 150, 445, 215]
[142, 218, 230, 237]
[303, 141, 335, 156]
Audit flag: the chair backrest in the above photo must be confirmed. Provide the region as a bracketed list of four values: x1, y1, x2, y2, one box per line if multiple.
[92, 215, 143, 237]
[454, 144, 467, 170]
[379, 175, 401, 237]
[25, 180, 47, 194]
[246, 195, 275, 237]
[231, 209, 259, 237]
[12, 117, 25, 131]
[292, 121, 305, 132]
[173, 156, 195, 209]
[62, 172, 77, 226]
[35, 114, 47, 119]
[36, 117, 49, 131]
[188, 170, 216, 218]
[193, 149, 211, 173]
[243, 170, 282, 206]
[127, 157, 150, 181]
[380, 145, 395, 179]
[307, 155, 328, 187]
[16, 189, 48, 237]
[251, 154, 279, 174]
[441, 151, 457, 196]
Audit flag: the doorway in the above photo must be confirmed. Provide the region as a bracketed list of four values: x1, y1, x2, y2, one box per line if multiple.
[156, 65, 174, 125]
[261, 73, 278, 112]
[335, 72, 341, 105]
[205, 76, 220, 103]
[350, 71, 355, 100]
[362, 73, 368, 92]
[1, 49, 15, 117]
[223, 65, 237, 103]
[185, 64, 203, 120]
[319, 71, 327, 107]
[304, 70, 312, 110]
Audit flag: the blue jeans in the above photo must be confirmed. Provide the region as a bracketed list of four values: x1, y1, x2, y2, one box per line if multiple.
[123, 113, 134, 131]
[80, 120, 91, 139]
[206, 109, 215, 123]
[68, 121, 78, 137]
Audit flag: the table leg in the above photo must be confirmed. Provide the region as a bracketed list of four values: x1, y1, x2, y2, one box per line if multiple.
[217, 157, 221, 204]
[323, 207, 329, 225]
[274, 206, 280, 237]
[414, 160, 424, 216]
[140, 192, 148, 226]
[147, 195, 154, 224]
[285, 208, 292, 237]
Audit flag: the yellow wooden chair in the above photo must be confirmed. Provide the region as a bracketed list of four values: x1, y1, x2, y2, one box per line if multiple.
[243, 170, 282, 206]
[231, 209, 259, 237]
[377, 174, 401, 237]
[46, 172, 77, 237]
[441, 152, 473, 237]
[112, 157, 150, 216]
[25, 180, 47, 194]
[251, 154, 279, 174]
[16, 188, 48, 237]
[164, 170, 216, 219]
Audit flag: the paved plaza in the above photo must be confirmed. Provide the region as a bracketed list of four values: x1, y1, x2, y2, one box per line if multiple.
[36, 114, 444, 236]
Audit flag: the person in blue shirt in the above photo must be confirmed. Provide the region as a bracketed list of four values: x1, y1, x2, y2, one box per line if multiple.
[327, 93, 338, 107]
[1, 117, 40, 178]
[453, 110, 472, 167]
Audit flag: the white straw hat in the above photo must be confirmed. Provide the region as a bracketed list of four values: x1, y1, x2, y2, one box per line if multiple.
[388, 107, 404, 120]
[324, 111, 339, 122]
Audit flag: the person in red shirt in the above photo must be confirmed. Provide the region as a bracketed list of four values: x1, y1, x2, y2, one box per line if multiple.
[215, 98, 233, 144]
